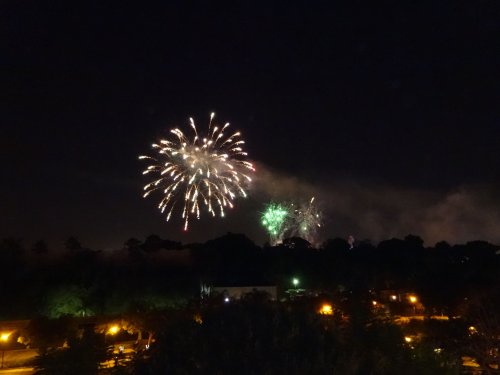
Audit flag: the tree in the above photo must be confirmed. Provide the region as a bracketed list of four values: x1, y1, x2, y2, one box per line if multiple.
[0, 237, 25, 262]
[142, 234, 181, 252]
[322, 237, 350, 253]
[124, 238, 142, 251]
[32, 240, 49, 255]
[33, 328, 112, 375]
[282, 237, 311, 250]
[142, 235, 162, 252]
[43, 285, 93, 318]
[26, 316, 77, 349]
[0, 237, 26, 317]
[459, 290, 500, 373]
[404, 234, 424, 249]
[434, 241, 451, 251]
[65, 236, 82, 252]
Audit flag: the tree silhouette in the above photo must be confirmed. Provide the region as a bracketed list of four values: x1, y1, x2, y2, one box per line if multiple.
[65, 236, 82, 252]
[142, 234, 162, 252]
[33, 328, 112, 375]
[32, 240, 49, 255]
[43, 285, 92, 318]
[282, 236, 311, 250]
[26, 316, 77, 349]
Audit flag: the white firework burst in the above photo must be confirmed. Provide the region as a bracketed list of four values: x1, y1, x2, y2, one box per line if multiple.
[139, 113, 255, 230]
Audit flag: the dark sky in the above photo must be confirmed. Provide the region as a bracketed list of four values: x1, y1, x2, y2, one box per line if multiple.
[2, 1, 500, 249]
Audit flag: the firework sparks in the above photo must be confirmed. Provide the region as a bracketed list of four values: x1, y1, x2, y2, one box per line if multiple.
[291, 197, 322, 244]
[139, 113, 255, 230]
[261, 197, 322, 246]
[261, 202, 292, 245]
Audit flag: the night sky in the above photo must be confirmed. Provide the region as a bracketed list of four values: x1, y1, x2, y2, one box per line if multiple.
[2, 1, 500, 249]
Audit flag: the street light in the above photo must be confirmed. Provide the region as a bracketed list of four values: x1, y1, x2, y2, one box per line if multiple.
[107, 325, 120, 335]
[319, 304, 333, 315]
[0, 333, 9, 342]
[1, 331, 11, 369]
[286, 277, 302, 300]
[408, 295, 418, 314]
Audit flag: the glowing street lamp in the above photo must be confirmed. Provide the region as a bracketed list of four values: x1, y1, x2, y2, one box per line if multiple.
[319, 304, 333, 315]
[0, 333, 10, 342]
[107, 325, 120, 335]
[408, 294, 418, 314]
[286, 277, 303, 300]
[1, 331, 11, 369]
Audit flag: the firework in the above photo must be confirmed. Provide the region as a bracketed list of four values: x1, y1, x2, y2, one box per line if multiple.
[261, 203, 292, 245]
[139, 113, 255, 230]
[291, 197, 322, 244]
[261, 197, 322, 246]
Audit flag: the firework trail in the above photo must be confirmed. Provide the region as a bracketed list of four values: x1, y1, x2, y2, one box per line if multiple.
[139, 113, 255, 230]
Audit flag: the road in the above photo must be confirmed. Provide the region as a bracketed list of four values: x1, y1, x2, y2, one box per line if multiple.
[1, 349, 37, 370]
[0, 340, 139, 373]
[0, 368, 34, 375]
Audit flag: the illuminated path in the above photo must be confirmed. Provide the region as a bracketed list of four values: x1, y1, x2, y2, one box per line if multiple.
[0, 368, 34, 375]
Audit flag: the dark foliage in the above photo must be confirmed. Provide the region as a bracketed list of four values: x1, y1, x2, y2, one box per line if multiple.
[131, 298, 456, 375]
[0, 232, 499, 372]
[33, 328, 112, 375]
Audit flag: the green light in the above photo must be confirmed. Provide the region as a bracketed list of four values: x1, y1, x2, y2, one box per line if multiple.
[261, 203, 290, 244]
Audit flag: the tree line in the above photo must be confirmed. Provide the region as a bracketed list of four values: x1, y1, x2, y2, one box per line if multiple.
[1, 233, 500, 373]
[1, 233, 499, 320]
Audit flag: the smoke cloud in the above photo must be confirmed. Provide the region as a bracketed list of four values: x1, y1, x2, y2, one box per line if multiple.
[253, 163, 500, 246]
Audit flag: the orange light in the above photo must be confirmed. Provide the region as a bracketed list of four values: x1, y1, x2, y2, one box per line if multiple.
[0, 332, 11, 342]
[372, 300, 378, 306]
[408, 295, 417, 304]
[404, 336, 412, 343]
[107, 325, 120, 335]
[193, 314, 203, 325]
[319, 304, 333, 315]
[390, 295, 397, 301]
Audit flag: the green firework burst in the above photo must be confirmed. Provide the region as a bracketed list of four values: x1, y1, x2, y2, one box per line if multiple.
[261, 203, 290, 245]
